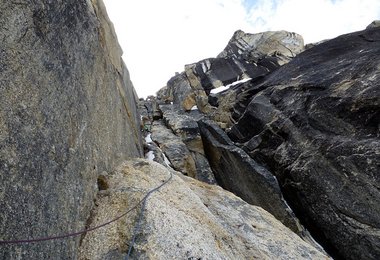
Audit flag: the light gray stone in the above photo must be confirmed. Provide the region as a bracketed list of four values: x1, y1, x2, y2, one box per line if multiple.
[78, 159, 330, 260]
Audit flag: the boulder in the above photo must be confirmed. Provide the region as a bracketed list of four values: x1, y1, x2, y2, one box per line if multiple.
[78, 159, 329, 260]
[0, 1, 142, 259]
[228, 26, 380, 259]
[139, 95, 169, 136]
[156, 85, 173, 103]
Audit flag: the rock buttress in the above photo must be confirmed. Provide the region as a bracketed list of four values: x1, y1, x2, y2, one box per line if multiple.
[0, 1, 142, 259]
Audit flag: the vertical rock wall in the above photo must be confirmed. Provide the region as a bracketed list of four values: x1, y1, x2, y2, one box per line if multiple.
[0, 1, 142, 259]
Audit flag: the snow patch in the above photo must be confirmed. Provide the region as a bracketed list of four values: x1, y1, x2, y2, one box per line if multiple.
[210, 85, 230, 94]
[210, 78, 252, 94]
[201, 62, 207, 73]
[145, 133, 153, 143]
[191, 105, 198, 110]
[145, 151, 155, 161]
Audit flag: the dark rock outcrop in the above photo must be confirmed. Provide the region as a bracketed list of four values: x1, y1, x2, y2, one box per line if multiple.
[228, 27, 380, 259]
[162, 30, 304, 112]
[0, 1, 142, 259]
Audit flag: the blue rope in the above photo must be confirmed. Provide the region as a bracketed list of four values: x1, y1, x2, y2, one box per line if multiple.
[126, 170, 173, 259]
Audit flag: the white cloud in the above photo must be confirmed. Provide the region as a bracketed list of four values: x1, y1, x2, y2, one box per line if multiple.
[247, 0, 380, 43]
[103, 0, 380, 98]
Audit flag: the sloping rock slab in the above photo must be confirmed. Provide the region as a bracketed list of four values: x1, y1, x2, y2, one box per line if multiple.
[78, 159, 329, 260]
[228, 27, 380, 259]
[198, 120, 307, 237]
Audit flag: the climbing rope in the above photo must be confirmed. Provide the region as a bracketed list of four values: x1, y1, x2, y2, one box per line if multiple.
[0, 169, 173, 249]
[126, 170, 173, 259]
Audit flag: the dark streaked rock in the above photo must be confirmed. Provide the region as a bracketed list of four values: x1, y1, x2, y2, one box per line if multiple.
[228, 27, 380, 260]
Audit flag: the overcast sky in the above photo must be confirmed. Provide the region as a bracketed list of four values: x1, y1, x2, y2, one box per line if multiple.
[103, 0, 380, 98]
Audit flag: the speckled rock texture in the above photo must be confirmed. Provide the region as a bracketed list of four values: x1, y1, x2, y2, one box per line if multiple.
[78, 159, 329, 260]
[0, 1, 142, 259]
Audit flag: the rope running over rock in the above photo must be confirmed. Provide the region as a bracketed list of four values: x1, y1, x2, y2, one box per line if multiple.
[0, 169, 173, 247]
[126, 170, 173, 259]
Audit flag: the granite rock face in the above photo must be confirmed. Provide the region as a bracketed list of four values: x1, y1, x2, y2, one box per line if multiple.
[146, 104, 216, 184]
[0, 1, 142, 259]
[228, 27, 380, 259]
[78, 159, 329, 260]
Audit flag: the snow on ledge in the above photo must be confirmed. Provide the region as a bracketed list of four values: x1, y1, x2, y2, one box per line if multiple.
[210, 78, 252, 94]
[145, 151, 155, 161]
[145, 133, 153, 143]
